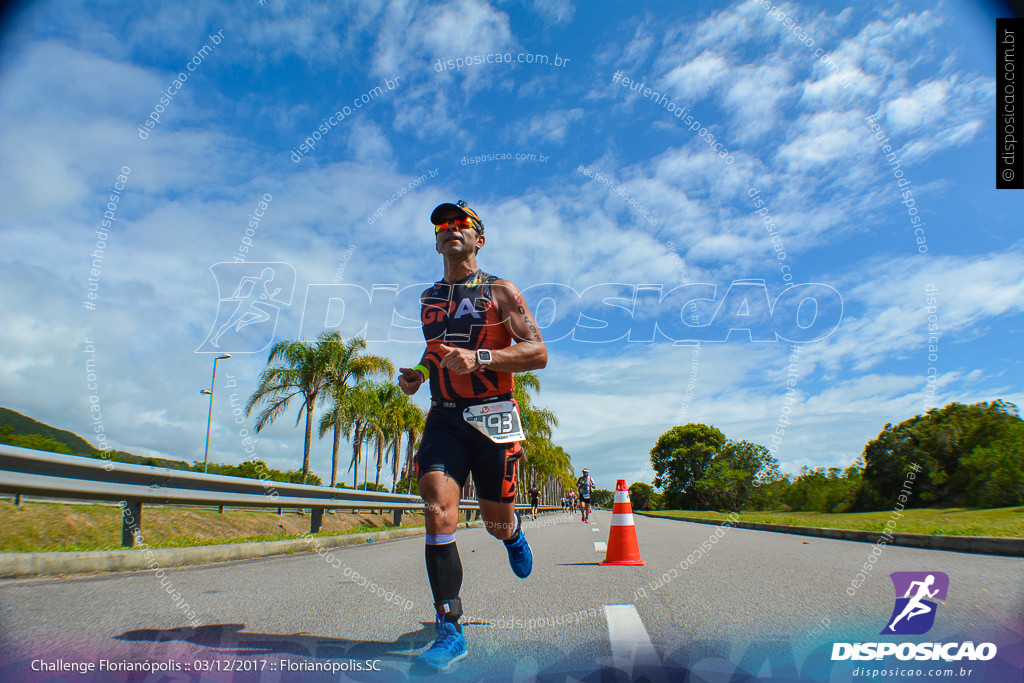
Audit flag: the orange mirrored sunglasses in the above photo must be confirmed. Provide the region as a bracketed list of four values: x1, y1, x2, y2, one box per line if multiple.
[433, 216, 475, 233]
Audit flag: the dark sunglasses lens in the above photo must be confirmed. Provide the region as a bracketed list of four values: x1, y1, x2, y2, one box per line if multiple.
[434, 218, 470, 232]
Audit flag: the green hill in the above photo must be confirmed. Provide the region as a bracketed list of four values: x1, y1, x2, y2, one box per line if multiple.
[0, 408, 319, 484]
[0, 407, 95, 455]
[0, 407, 192, 470]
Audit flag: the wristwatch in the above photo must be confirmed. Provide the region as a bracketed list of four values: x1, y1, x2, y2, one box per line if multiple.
[476, 349, 493, 367]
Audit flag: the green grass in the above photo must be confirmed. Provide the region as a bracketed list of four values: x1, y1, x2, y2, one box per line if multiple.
[112, 523, 405, 551]
[0, 499, 443, 553]
[638, 507, 1024, 537]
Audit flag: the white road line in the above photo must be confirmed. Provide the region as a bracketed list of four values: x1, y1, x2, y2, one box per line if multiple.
[592, 528, 601, 532]
[603, 604, 660, 673]
[594, 541, 607, 552]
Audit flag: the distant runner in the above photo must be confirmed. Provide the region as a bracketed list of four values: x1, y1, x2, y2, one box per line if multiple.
[528, 482, 540, 520]
[576, 468, 596, 523]
[399, 200, 548, 671]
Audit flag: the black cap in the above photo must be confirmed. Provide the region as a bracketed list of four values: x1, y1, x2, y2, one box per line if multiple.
[431, 200, 484, 230]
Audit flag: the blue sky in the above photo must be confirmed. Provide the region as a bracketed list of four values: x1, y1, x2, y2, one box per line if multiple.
[1, 0, 1021, 492]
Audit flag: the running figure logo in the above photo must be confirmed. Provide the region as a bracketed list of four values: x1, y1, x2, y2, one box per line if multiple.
[881, 571, 949, 635]
[196, 262, 296, 354]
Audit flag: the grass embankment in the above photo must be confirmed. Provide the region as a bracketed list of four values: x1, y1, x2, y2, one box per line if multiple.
[639, 507, 1024, 537]
[0, 499, 449, 553]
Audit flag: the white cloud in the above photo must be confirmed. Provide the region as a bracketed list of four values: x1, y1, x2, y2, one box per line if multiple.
[813, 250, 1024, 373]
[884, 79, 950, 131]
[373, 0, 517, 81]
[528, 0, 574, 25]
[661, 51, 730, 102]
[345, 120, 394, 164]
[776, 110, 868, 172]
[722, 62, 793, 143]
[508, 107, 583, 145]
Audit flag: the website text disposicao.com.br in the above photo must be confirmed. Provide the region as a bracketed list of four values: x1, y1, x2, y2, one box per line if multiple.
[434, 51, 570, 72]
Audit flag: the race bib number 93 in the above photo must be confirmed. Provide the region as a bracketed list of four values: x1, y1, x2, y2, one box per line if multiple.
[463, 401, 525, 443]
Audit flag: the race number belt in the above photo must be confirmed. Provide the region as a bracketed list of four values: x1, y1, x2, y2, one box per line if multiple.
[431, 393, 512, 410]
[462, 400, 525, 443]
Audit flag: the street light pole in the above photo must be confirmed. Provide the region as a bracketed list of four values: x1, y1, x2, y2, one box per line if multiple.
[201, 354, 231, 473]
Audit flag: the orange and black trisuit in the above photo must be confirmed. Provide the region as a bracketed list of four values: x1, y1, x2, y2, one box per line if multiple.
[414, 268, 524, 503]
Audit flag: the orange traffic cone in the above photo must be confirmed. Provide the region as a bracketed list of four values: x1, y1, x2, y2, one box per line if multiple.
[600, 479, 645, 566]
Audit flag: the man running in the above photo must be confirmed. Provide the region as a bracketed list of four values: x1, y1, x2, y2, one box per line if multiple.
[399, 200, 548, 670]
[576, 468, 596, 522]
[528, 482, 541, 520]
[887, 574, 940, 632]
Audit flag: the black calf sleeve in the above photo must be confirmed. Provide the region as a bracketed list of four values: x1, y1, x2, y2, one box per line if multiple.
[425, 541, 463, 624]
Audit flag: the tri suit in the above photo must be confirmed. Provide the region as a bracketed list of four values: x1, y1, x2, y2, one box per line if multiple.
[577, 475, 595, 504]
[414, 269, 525, 504]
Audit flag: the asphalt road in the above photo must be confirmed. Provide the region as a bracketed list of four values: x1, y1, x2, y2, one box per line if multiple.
[0, 510, 1021, 682]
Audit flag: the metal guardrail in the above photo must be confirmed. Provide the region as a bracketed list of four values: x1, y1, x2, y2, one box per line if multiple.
[0, 445, 557, 547]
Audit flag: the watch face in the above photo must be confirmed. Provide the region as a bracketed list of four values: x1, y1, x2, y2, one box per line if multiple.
[478, 349, 492, 363]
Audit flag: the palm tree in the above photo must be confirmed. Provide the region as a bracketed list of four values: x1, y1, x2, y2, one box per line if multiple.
[367, 383, 405, 491]
[514, 371, 558, 442]
[384, 392, 427, 493]
[343, 381, 377, 489]
[400, 402, 426, 493]
[246, 332, 337, 482]
[316, 336, 393, 487]
[513, 371, 559, 499]
[386, 392, 408, 493]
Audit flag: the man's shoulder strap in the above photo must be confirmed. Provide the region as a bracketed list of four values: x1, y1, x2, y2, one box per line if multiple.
[475, 270, 501, 298]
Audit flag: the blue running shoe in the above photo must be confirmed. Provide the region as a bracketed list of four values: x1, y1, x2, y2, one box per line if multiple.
[416, 618, 467, 670]
[504, 525, 533, 578]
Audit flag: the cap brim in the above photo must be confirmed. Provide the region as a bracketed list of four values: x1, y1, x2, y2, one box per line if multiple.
[431, 202, 483, 226]
[431, 203, 469, 224]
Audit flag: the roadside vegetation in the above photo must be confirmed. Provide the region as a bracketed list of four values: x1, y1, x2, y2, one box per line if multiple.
[640, 507, 1024, 537]
[630, 400, 1023, 537]
[0, 499, 444, 553]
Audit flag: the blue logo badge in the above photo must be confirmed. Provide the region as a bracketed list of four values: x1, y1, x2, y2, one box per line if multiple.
[881, 571, 948, 635]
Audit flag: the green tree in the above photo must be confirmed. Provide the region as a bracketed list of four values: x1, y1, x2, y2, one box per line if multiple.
[399, 401, 426, 493]
[695, 440, 778, 511]
[747, 475, 790, 511]
[512, 371, 567, 502]
[650, 423, 726, 509]
[0, 425, 74, 454]
[316, 335, 393, 488]
[384, 389, 416, 493]
[628, 481, 656, 510]
[961, 419, 1024, 507]
[396, 475, 420, 496]
[779, 466, 860, 513]
[201, 458, 321, 485]
[246, 333, 336, 482]
[591, 488, 614, 508]
[859, 400, 1022, 508]
[360, 382, 406, 491]
[343, 381, 376, 489]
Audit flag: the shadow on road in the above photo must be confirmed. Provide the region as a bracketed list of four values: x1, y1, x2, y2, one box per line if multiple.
[102, 622, 704, 681]
[115, 622, 435, 661]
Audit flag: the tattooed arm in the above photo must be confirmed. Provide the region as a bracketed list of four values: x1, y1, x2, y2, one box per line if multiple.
[436, 279, 548, 375]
